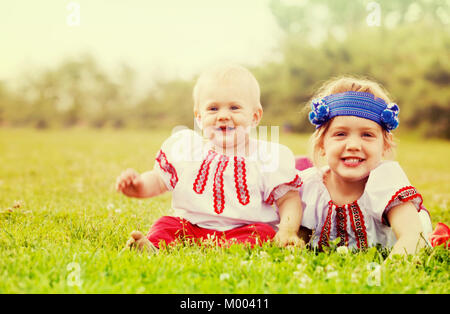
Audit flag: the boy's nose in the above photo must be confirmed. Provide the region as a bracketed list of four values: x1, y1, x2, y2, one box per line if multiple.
[217, 108, 230, 120]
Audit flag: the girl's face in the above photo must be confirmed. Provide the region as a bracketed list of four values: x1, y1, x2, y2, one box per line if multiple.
[195, 81, 262, 152]
[321, 116, 387, 184]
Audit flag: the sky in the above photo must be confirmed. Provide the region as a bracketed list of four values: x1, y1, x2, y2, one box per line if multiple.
[0, 0, 284, 91]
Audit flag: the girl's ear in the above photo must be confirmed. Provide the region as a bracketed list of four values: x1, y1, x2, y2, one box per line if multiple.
[318, 139, 326, 157]
[320, 148, 326, 157]
[382, 132, 394, 158]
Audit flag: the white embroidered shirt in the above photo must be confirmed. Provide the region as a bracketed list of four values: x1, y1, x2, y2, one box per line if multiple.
[300, 161, 432, 249]
[154, 129, 302, 231]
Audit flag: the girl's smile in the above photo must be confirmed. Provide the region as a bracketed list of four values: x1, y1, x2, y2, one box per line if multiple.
[322, 116, 386, 184]
[341, 157, 365, 167]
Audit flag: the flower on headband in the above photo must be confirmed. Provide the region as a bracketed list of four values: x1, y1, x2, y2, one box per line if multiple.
[380, 103, 399, 131]
[308, 98, 330, 127]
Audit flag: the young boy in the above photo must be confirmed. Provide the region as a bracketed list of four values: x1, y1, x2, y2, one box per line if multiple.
[116, 64, 304, 252]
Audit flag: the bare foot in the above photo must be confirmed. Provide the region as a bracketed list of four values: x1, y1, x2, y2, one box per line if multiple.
[123, 231, 158, 254]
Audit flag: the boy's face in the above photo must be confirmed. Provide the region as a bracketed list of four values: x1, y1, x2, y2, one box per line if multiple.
[194, 80, 262, 152]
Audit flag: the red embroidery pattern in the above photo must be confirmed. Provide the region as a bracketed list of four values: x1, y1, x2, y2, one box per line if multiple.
[193, 150, 217, 194]
[234, 156, 250, 205]
[335, 205, 348, 247]
[386, 186, 423, 211]
[318, 201, 334, 250]
[213, 155, 229, 214]
[156, 150, 178, 189]
[348, 202, 368, 250]
[264, 174, 303, 205]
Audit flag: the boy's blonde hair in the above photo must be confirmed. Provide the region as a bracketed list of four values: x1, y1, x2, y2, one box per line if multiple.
[309, 76, 396, 166]
[193, 64, 262, 112]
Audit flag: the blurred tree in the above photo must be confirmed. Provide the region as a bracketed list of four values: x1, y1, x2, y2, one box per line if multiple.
[0, 82, 9, 126]
[0, 0, 448, 138]
[256, 0, 450, 136]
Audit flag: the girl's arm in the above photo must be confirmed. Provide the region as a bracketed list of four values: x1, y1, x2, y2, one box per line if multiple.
[116, 168, 168, 198]
[387, 201, 427, 258]
[274, 190, 304, 247]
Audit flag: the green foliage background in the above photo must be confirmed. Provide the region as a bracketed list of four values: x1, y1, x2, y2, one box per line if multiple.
[0, 0, 448, 138]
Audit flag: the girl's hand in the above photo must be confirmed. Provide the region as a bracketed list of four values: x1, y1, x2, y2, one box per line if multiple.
[387, 201, 427, 258]
[115, 168, 145, 198]
[274, 229, 305, 247]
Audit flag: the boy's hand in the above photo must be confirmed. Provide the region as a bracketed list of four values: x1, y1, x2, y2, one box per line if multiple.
[274, 229, 305, 247]
[115, 168, 145, 198]
[274, 190, 304, 248]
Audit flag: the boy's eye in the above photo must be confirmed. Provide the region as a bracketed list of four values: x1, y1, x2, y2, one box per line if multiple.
[230, 105, 240, 110]
[208, 107, 218, 111]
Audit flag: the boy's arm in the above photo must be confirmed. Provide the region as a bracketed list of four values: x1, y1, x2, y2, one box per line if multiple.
[274, 190, 304, 247]
[387, 201, 427, 259]
[116, 168, 168, 198]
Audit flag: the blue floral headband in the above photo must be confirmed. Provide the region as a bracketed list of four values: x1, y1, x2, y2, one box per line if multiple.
[308, 91, 399, 131]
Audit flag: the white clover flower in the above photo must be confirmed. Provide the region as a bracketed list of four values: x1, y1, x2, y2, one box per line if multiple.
[240, 260, 252, 267]
[107, 203, 115, 210]
[300, 274, 312, 284]
[351, 273, 359, 283]
[325, 265, 335, 272]
[284, 255, 295, 262]
[336, 246, 349, 255]
[220, 273, 230, 281]
[326, 271, 339, 280]
[296, 264, 306, 272]
[298, 274, 312, 288]
[315, 266, 324, 274]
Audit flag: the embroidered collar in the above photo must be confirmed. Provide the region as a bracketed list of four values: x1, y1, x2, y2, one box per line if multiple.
[319, 166, 364, 208]
[202, 138, 260, 159]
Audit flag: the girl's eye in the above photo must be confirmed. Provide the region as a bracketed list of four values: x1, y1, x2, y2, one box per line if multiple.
[362, 132, 374, 137]
[334, 132, 346, 137]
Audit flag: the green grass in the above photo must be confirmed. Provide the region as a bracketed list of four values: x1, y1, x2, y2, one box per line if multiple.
[0, 129, 449, 293]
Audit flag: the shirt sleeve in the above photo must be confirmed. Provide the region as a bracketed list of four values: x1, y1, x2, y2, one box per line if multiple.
[298, 167, 324, 230]
[261, 143, 303, 205]
[364, 161, 424, 225]
[154, 129, 197, 191]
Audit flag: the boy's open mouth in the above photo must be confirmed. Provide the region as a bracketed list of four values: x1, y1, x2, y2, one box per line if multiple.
[217, 126, 235, 132]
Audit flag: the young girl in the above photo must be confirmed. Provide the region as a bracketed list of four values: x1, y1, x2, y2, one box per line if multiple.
[298, 77, 432, 258]
[116, 64, 304, 252]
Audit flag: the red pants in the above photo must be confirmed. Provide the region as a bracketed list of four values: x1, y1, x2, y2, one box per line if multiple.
[146, 216, 276, 248]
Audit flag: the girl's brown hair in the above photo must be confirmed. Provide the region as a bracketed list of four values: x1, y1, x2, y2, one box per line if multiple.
[308, 76, 396, 166]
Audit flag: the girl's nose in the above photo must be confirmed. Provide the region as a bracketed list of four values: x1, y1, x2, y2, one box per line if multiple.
[345, 136, 362, 151]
